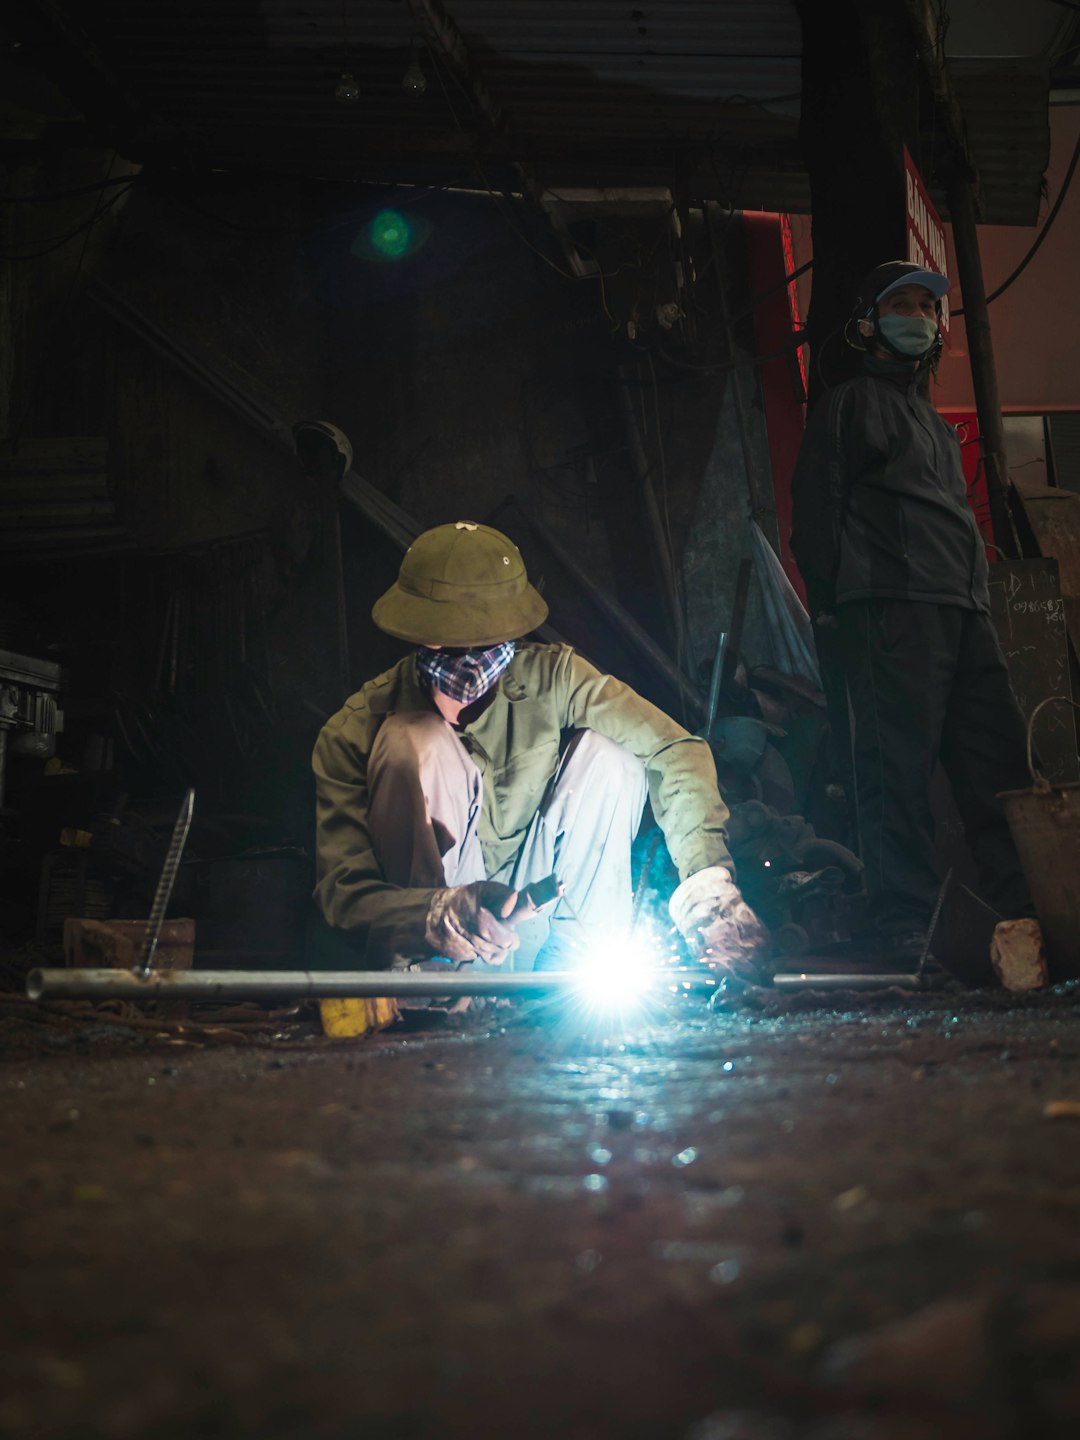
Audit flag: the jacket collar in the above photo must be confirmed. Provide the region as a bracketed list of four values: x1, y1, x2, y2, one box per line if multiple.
[863, 352, 930, 398]
[368, 649, 528, 731]
[360, 654, 431, 719]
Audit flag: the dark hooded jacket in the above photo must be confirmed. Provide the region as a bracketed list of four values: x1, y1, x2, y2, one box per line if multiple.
[790, 354, 989, 616]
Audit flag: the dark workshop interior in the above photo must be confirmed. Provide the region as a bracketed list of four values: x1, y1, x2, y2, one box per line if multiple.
[3, 3, 1080, 1438]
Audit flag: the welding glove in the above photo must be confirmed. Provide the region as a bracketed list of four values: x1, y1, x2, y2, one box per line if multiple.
[669, 866, 770, 983]
[425, 881, 522, 967]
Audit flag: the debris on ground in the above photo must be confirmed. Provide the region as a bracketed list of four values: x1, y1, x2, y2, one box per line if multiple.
[991, 918, 1049, 992]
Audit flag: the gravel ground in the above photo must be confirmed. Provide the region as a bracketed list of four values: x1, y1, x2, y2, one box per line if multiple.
[2, 984, 1080, 1439]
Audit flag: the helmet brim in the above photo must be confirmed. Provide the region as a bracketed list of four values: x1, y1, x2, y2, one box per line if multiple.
[372, 581, 549, 647]
[875, 269, 950, 303]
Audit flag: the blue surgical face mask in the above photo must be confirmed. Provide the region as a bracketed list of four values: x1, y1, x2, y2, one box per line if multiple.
[877, 314, 940, 357]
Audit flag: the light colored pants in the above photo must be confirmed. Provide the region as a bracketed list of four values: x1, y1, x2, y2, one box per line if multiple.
[367, 713, 648, 969]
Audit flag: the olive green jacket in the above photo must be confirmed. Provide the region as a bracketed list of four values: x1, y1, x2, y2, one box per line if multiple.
[312, 642, 732, 965]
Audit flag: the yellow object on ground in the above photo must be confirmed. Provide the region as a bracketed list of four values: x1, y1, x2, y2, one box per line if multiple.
[319, 996, 400, 1037]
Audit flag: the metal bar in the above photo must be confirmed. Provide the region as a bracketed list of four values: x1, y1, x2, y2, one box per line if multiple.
[90, 281, 286, 441]
[135, 788, 195, 976]
[945, 168, 1022, 558]
[918, 868, 953, 978]
[27, 967, 718, 1003]
[337, 472, 419, 559]
[617, 372, 685, 658]
[708, 205, 776, 544]
[703, 630, 728, 741]
[0, 649, 62, 687]
[772, 972, 922, 991]
[0, 502, 115, 523]
[0, 525, 131, 545]
[902, 0, 1022, 559]
[0, 538, 137, 564]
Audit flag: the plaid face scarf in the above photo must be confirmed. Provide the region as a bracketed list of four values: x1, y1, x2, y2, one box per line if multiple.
[416, 641, 516, 705]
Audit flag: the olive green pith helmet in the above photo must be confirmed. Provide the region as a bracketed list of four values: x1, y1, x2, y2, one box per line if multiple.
[372, 521, 549, 647]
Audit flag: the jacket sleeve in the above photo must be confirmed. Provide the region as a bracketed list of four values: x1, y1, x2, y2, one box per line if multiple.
[311, 713, 436, 968]
[554, 648, 733, 882]
[790, 383, 860, 615]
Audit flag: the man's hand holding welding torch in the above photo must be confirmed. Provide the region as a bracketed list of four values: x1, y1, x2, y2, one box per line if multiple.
[669, 865, 770, 984]
[425, 882, 523, 965]
[424, 876, 564, 967]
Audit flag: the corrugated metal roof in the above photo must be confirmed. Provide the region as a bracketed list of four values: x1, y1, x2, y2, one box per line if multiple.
[8, 1, 1051, 222]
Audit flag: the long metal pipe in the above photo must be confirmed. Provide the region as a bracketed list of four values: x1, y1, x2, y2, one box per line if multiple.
[27, 967, 929, 1004]
[26, 967, 719, 1003]
[772, 972, 922, 991]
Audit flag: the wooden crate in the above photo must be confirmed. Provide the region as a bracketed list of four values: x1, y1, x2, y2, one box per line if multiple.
[63, 918, 195, 972]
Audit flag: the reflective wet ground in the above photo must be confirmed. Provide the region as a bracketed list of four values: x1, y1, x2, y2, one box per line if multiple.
[2, 986, 1080, 1439]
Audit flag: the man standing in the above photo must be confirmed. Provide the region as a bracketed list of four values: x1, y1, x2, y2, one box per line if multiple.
[312, 520, 766, 976]
[790, 261, 1032, 965]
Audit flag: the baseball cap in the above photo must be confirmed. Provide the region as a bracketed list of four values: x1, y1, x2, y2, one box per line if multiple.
[854, 261, 950, 317]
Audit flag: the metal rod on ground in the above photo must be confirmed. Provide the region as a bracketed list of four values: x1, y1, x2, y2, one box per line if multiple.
[135, 787, 195, 977]
[771, 973, 922, 991]
[918, 867, 953, 978]
[26, 968, 720, 1003]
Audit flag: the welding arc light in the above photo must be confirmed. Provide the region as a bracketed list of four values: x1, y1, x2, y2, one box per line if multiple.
[574, 932, 658, 1017]
[370, 209, 411, 259]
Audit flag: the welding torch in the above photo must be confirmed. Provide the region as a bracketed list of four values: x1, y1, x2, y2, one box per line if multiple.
[508, 872, 570, 923]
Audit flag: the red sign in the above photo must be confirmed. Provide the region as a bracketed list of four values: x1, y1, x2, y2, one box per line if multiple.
[779, 213, 808, 398]
[903, 146, 950, 333]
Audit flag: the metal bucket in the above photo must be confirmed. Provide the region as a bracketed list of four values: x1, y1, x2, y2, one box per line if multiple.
[999, 696, 1080, 978]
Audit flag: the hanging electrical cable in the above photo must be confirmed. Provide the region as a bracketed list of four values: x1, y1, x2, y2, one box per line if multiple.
[728, 258, 813, 323]
[954, 126, 1080, 315]
[0, 174, 138, 205]
[0, 182, 135, 262]
[11, 154, 130, 445]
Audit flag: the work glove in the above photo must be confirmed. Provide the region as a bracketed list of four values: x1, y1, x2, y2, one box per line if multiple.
[669, 865, 770, 984]
[425, 881, 521, 967]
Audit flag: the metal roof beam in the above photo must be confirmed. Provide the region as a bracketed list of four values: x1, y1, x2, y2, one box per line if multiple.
[904, 0, 985, 210]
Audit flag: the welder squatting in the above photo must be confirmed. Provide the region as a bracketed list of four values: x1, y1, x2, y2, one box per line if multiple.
[29, 512, 771, 1017]
[307, 519, 771, 990]
[52, 258, 1054, 1012]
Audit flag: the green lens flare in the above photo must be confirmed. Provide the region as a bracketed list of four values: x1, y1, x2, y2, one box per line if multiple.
[369, 209, 411, 259]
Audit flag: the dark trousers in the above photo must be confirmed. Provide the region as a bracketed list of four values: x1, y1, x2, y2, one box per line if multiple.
[837, 600, 1032, 934]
